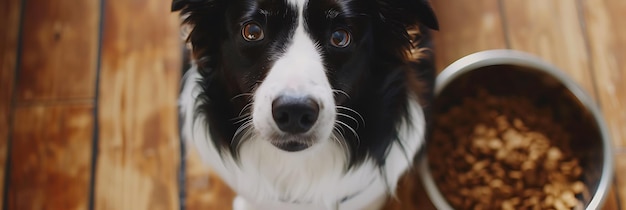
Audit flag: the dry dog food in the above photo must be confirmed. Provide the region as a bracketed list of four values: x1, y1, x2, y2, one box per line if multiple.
[428, 90, 586, 210]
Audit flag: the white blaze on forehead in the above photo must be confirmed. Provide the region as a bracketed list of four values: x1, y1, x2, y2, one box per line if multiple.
[258, 0, 328, 102]
[288, 0, 310, 42]
[273, 0, 325, 89]
[287, 0, 308, 9]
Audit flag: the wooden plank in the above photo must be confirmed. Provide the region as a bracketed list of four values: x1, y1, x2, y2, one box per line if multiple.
[7, 103, 93, 210]
[581, 0, 626, 147]
[601, 184, 620, 210]
[185, 149, 236, 210]
[430, 0, 508, 71]
[502, 0, 595, 98]
[16, 0, 99, 102]
[93, 0, 181, 209]
[0, 0, 22, 207]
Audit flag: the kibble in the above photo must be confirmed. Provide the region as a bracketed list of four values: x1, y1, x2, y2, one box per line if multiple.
[429, 90, 587, 210]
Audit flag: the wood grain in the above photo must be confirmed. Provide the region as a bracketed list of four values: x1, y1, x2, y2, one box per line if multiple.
[7, 103, 93, 210]
[0, 0, 21, 207]
[16, 0, 99, 102]
[502, 0, 595, 98]
[185, 149, 236, 210]
[93, 0, 182, 209]
[581, 0, 626, 147]
[601, 185, 620, 210]
[430, 0, 508, 71]
[2, 0, 623, 209]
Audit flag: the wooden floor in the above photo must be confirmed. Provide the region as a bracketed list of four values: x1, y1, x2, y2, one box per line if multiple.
[0, 0, 624, 209]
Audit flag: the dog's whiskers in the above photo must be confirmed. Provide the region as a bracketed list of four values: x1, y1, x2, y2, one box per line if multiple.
[332, 127, 349, 152]
[232, 114, 251, 124]
[336, 106, 365, 126]
[332, 89, 350, 99]
[231, 92, 254, 101]
[231, 120, 254, 149]
[236, 103, 253, 118]
[336, 120, 360, 147]
[230, 102, 253, 124]
[336, 113, 360, 129]
[333, 126, 346, 142]
[236, 124, 256, 151]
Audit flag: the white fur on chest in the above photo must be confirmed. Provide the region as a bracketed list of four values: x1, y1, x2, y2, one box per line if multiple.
[179, 68, 426, 209]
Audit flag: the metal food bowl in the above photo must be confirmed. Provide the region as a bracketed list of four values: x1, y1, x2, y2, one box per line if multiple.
[418, 50, 614, 209]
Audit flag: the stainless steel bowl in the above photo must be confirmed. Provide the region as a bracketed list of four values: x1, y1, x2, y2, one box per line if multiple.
[418, 49, 614, 210]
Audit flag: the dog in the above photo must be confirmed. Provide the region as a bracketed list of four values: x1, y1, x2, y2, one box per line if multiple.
[174, 0, 438, 209]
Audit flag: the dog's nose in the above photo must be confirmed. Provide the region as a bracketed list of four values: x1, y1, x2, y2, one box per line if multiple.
[272, 96, 319, 134]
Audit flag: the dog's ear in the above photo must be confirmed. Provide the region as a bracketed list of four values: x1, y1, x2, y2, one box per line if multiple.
[172, 0, 202, 12]
[412, 0, 439, 30]
[379, 0, 439, 30]
[172, 0, 185, 11]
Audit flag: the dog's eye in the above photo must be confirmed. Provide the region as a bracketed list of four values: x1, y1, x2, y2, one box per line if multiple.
[242, 22, 264, 42]
[330, 29, 351, 48]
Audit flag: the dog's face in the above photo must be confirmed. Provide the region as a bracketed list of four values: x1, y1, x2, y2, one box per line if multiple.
[174, 0, 437, 162]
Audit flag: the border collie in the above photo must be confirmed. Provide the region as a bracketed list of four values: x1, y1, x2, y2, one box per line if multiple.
[174, 0, 438, 209]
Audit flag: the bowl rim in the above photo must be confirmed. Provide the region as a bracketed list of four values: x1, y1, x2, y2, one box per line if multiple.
[418, 49, 614, 210]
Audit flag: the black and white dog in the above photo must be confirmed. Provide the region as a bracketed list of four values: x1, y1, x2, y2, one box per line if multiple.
[174, 0, 438, 209]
